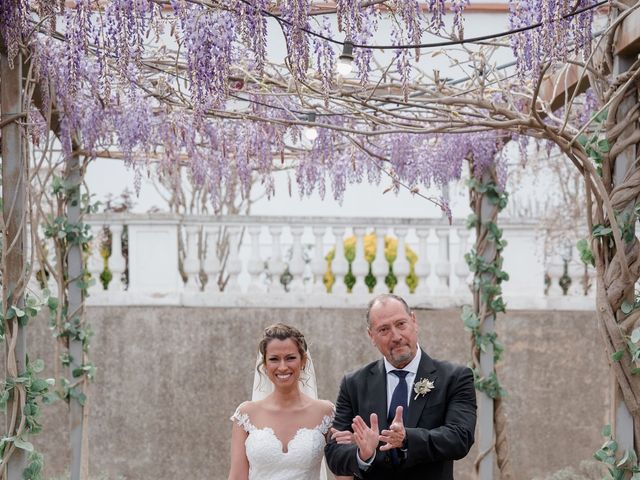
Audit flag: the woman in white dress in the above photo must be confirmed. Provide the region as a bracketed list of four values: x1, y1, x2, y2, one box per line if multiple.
[228, 323, 352, 480]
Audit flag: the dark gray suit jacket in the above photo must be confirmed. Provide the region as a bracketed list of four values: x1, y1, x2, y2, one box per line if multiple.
[325, 350, 477, 479]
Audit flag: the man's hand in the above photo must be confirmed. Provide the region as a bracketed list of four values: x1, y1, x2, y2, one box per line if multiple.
[352, 413, 379, 461]
[379, 406, 406, 451]
[330, 428, 354, 444]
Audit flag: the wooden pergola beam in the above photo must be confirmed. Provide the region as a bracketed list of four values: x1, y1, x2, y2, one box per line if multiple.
[539, 43, 607, 112]
[615, 8, 640, 56]
[540, 7, 640, 109]
[63, 1, 509, 13]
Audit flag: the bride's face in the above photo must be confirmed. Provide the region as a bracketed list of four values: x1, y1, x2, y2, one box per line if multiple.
[264, 338, 306, 389]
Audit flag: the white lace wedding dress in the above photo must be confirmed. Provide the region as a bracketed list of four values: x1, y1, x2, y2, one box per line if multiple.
[231, 408, 333, 480]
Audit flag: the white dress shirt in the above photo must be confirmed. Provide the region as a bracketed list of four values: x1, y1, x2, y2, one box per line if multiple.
[383, 347, 422, 415]
[357, 347, 422, 468]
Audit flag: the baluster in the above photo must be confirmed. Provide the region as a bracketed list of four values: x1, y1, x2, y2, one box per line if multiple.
[311, 226, 327, 293]
[268, 225, 285, 292]
[246, 225, 264, 292]
[434, 228, 450, 295]
[352, 227, 370, 295]
[203, 227, 221, 293]
[372, 228, 388, 294]
[225, 225, 243, 293]
[109, 223, 125, 291]
[288, 225, 305, 292]
[546, 254, 564, 297]
[414, 227, 431, 296]
[568, 261, 584, 297]
[455, 227, 471, 296]
[332, 226, 348, 294]
[394, 227, 411, 295]
[43, 236, 59, 297]
[184, 225, 201, 292]
[87, 237, 104, 293]
[24, 222, 38, 292]
[585, 265, 596, 297]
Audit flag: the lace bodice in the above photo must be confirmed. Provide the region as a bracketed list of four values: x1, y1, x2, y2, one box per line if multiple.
[231, 407, 333, 480]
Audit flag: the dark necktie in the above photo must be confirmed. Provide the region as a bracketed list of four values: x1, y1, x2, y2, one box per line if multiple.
[388, 370, 409, 466]
[388, 370, 409, 424]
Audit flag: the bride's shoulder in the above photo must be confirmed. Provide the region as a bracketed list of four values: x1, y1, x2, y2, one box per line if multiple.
[230, 401, 260, 432]
[307, 399, 335, 433]
[233, 400, 256, 414]
[309, 399, 335, 418]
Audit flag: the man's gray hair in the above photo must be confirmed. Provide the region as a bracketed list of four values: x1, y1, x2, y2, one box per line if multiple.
[365, 293, 412, 327]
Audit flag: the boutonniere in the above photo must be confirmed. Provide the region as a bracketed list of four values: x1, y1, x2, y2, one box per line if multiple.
[413, 378, 435, 400]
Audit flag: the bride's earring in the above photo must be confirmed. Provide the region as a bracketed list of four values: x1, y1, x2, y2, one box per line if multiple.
[300, 362, 311, 385]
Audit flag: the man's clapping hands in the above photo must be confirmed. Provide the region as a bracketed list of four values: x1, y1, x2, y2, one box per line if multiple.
[335, 406, 405, 461]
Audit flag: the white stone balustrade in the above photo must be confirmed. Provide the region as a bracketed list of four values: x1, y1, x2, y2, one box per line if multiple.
[82, 213, 596, 309]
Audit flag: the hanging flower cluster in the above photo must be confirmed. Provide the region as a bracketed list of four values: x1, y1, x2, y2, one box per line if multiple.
[180, 7, 236, 111]
[509, 0, 598, 79]
[0, 0, 601, 214]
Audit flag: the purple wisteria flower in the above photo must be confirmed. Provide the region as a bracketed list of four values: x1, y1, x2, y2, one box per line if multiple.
[509, 0, 596, 79]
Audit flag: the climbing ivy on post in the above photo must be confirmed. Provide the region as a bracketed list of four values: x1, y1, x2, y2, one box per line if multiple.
[463, 165, 511, 480]
[39, 153, 97, 480]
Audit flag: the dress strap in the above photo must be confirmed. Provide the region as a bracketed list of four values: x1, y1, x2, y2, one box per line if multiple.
[317, 412, 335, 435]
[230, 407, 255, 433]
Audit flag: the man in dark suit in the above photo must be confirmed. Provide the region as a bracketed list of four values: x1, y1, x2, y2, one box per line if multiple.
[325, 294, 477, 479]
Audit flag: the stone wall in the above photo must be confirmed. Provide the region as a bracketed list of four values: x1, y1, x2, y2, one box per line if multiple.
[16, 307, 607, 479]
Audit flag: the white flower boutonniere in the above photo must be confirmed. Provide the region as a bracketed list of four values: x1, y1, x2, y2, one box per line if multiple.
[413, 378, 435, 400]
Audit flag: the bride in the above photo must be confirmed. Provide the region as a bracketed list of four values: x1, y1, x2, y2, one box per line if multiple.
[228, 323, 352, 480]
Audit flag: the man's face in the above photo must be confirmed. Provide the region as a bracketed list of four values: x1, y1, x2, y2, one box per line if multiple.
[367, 299, 419, 369]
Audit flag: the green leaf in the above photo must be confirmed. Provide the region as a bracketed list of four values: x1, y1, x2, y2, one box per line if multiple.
[612, 350, 625, 362]
[602, 425, 612, 437]
[592, 225, 613, 237]
[42, 393, 58, 405]
[30, 379, 49, 393]
[631, 328, 640, 344]
[47, 297, 59, 311]
[461, 306, 479, 330]
[577, 134, 589, 147]
[30, 359, 44, 374]
[613, 468, 626, 480]
[576, 239, 595, 266]
[0, 389, 9, 411]
[597, 139, 610, 153]
[621, 301, 634, 315]
[466, 214, 478, 230]
[594, 109, 608, 123]
[491, 297, 507, 314]
[13, 438, 34, 452]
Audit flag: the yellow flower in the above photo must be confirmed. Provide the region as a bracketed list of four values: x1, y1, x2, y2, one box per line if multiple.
[323, 233, 420, 293]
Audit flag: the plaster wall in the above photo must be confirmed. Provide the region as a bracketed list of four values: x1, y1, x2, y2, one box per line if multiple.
[16, 307, 607, 480]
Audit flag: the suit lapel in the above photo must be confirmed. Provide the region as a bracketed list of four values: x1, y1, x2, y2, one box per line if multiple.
[407, 350, 438, 428]
[368, 360, 389, 431]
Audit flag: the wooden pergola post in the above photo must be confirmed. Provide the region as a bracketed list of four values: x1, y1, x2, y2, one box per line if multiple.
[1, 42, 28, 479]
[476, 169, 497, 480]
[610, 3, 639, 453]
[539, 2, 640, 451]
[66, 150, 88, 480]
